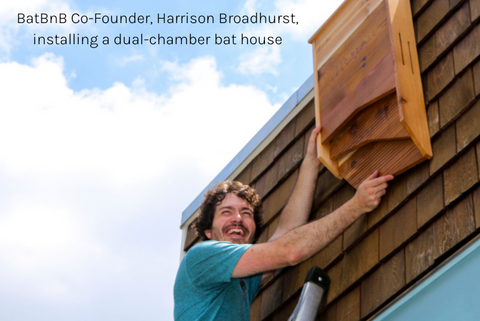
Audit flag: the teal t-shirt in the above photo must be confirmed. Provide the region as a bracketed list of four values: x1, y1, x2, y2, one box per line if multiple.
[174, 240, 262, 321]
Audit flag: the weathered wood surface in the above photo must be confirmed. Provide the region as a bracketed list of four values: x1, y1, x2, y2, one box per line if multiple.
[360, 249, 405, 318]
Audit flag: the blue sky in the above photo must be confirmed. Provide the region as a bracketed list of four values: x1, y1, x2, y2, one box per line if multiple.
[0, 0, 342, 320]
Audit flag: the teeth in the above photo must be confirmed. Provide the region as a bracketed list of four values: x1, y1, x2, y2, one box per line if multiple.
[227, 228, 244, 235]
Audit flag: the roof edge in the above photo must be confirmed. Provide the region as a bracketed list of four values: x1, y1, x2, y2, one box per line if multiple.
[180, 74, 314, 227]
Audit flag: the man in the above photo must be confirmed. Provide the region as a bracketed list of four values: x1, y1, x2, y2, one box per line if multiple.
[174, 126, 393, 320]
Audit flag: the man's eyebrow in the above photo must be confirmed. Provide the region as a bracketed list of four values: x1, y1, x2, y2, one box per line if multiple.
[218, 205, 253, 211]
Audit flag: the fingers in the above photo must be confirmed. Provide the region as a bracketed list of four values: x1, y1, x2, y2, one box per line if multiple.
[309, 125, 322, 146]
[354, 172, 393, 213]
[305, 126, 322, 165]
[365, 171, 394, 187]
[313, 124, 322, 135]
[369, 181, 389, 196]
[367, 170, 379, 180]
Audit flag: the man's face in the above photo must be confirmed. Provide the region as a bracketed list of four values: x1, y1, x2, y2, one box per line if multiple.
[204, 193, 256, 244]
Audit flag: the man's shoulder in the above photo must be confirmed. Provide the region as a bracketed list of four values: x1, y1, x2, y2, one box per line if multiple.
[177, 240, 254, 289]
[185, 240, 252, 267]
[189, 240, 250, 253]
[186, 240, 219, 255]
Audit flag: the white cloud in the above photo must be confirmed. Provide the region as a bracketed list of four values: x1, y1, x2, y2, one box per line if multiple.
[0, 205, 78, 255]
[0, 0, 65, 17]
[234, 0, 344, 76]
[0, 53, 278, 185]
[0, 201, 106, 303]
[0, 0, 76, 55]
[242, 0, 344, 40]
[272, 0, 344, 39]
[243, 0, 259, 15]
[237, 46, 281, 76]
[0, 53, 279, 319]
[116, 54, 144, 67]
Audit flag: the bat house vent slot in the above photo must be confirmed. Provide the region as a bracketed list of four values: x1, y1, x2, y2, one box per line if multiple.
[408, 41, 414, 74]
[399, 33, 405, 65]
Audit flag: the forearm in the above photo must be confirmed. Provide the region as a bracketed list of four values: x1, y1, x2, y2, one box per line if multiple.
[277, 170, 393, 264]
[233, 171, 393, 279]
[269, 157, 319, 241]
[278, 198, 363, 265]
[233, 198, 364, 279]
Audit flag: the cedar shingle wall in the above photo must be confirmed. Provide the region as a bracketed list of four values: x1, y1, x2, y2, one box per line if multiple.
[250, 0, 480, 319]
[183, 0, 480, 319]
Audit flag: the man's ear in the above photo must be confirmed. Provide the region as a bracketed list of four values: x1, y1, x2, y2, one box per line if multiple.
[205, 230, 212, 239]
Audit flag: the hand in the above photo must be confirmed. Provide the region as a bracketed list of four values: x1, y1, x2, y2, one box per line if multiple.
[350, 170, 394, 213]
[304, 125, 322, 167]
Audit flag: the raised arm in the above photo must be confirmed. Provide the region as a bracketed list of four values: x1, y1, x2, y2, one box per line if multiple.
[233, 171, 393, 279]
[268, 126, 322, 242]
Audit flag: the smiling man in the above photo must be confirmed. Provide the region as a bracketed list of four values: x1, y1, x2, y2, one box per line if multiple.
[174, 126, 393, 321]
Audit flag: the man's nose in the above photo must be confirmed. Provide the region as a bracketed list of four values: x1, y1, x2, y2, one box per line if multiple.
[232, 211, 243, 222]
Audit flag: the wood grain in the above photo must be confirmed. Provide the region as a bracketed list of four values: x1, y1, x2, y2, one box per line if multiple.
[336, 286, 360, 321]
[339, 139, 425, 188]
[312, 24, 340, 178]
[405, 225, 434, 283]
[433, 195, 475, 259]
[309, 0, 384, 69]
[379, 197, 417, 259]
[330, 92, 409, 160]
[309, 0, 432, 186]
[386, 0, 433, 158]
[417, 173, 444, 228]
[360, 249, 405, 318]
[318, 2, 395, 143]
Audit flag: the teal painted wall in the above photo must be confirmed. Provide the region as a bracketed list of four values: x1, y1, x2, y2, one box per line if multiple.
[375, 237, 480, 321]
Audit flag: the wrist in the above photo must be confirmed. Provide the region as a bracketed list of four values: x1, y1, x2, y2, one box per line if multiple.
[345, 197, 365, 218]
[302, 154, 321, 171]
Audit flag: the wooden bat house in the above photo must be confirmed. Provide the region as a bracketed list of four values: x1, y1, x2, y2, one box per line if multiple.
[309, 0, 433, 188]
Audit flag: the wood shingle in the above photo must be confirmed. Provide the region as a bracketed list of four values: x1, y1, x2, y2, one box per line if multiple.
[457, 101, 480, 153]
[439, 68, 475, 127]
[416, 0, 450, 42]
[426, 52, 455, 100]
[379, 197, 417, 260]
[444, 146, 479, 205]
[416, 173, 445, 227]
[453, 23, 480, 73]
[433, 194, 476, 259]
[435, 1, 471, 54]
[360, 249, 405, 318]
[185, 1, 480, 320]
[405, 225, 435, 282]
[427, 100, 440, 137]
[429, 123, 456, 175]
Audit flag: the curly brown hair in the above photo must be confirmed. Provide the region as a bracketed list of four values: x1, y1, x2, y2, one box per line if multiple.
[193, 180, 264, 243]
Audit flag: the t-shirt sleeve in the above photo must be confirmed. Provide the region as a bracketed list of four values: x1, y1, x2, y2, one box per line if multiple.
[185, 241, 251, 289]
[246, 273, 263, 300]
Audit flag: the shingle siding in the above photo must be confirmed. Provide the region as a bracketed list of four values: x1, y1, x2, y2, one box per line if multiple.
[184, 1, 480, 320]
[249, 1, 480, 319]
